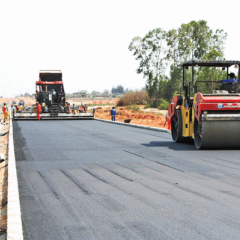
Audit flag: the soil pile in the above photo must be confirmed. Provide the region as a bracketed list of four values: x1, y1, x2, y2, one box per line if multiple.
[95, 106, 168, 129]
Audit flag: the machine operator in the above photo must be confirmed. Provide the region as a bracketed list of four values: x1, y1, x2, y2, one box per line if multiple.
[217, 72, 238, 92]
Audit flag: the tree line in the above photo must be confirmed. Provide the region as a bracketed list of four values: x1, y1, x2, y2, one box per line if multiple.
[17, 85, 128, 99]
[129, 20, 227, 107]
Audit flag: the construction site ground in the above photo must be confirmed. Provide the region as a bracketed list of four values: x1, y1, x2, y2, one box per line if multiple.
[0, 114, 9, 240]
[94, 105, 168, 129]
[1, 97, 168, 129]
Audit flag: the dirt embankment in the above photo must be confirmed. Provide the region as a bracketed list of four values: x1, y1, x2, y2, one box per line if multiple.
[0, 114, 9, 239]
[70, 99, 169, 129]
[95, 106, 168, 129]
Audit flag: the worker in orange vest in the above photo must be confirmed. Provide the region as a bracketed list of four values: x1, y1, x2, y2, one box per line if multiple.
[2, 103, 10, 122]
[18, 104, 23, 111]
[36, 102, 42, 120]
[167, 117, 171, 130]
[164, 111, 171, 130]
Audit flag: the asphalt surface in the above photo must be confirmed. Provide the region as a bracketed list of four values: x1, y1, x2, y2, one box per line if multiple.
[13, 120, 240, 240]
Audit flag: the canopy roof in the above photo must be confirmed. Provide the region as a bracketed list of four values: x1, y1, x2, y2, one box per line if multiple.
[39, 70, 62, 81]
[182, 60, 240, 68]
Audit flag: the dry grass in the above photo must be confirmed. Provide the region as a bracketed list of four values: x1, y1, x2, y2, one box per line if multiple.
[116, 90, 149, 106]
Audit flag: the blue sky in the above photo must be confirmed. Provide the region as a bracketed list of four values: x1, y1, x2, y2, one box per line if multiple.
[0, 0, 239, 97]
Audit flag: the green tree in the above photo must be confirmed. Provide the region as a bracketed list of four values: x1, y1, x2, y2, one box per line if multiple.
[129, 20, 227, 106]
[176, 20, 227, 62]
[129, 28, 167, 79]
[111, 85, 124, 94]
[129, 28, 168, 106]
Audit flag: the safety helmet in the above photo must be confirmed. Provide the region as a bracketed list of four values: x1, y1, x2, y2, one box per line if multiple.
[229, 72, 236, 78]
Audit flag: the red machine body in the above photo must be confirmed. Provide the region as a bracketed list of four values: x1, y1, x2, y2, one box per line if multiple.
[194, 93, 240, 123]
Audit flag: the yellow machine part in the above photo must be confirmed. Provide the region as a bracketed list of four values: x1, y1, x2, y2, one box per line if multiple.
[181, 106, 193, 137]
[180, 97, 195, 138]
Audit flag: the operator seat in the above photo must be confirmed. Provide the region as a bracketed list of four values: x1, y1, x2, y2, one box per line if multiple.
[220, 83, 233, 93]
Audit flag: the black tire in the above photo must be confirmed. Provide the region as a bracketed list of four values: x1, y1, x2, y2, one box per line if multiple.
[194, 118, 202, 149]
[171, 109, 183, 142]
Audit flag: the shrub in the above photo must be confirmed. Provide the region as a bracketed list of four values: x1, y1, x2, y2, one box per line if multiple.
[144, 102, 157, 108]
[127, 104, 140, 111]
[144, 103, 151, 109]
[116, 90, 149, 106]
[116, 98, 125, 106]
[158, 99, 169, 110]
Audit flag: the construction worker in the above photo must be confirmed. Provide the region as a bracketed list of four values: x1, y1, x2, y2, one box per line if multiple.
[52, 89, 56, 96]
[79, 106, 84, 112]
[72, 104, 76, 114]
[219, 73, 238, 85]
[2, 103, 9, 123]
[164, 111, 171, 130]
[18, 104, 23, 111]
[37, 102, 42, 120]
[15, 104, 19, 111]
[52, 89, 57, 103]
[110, 107, 116, 121]
[217, 73, 238, 93]
[65, 102, 70, 113]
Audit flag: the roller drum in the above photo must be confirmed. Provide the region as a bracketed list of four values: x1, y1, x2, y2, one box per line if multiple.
[194, 116, 240, 149]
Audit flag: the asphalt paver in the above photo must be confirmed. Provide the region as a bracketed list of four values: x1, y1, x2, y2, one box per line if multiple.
[13, 120, 240, 240]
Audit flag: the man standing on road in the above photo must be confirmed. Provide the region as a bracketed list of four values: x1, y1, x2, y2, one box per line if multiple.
[37, 102, 42, 120]
[2, 103, 9, 123]
[110, 107, 116, 121]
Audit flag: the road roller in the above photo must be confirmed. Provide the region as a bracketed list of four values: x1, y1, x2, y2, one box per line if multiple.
[168, 60, 240, 149]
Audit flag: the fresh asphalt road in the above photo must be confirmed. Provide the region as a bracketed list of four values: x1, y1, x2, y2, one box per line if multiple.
[13, 120, 240, 240]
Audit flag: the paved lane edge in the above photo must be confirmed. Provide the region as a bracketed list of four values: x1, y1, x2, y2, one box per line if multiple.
[94, 118, 171, 133]
[7, 114, 23, 240]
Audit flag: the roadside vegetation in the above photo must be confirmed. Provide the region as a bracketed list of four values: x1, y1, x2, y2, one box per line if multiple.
[129, 20, 228, 108]
[88, 103, 115, 107]
[116, 90, 148, 107]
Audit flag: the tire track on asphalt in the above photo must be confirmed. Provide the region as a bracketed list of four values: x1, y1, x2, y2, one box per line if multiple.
[80, 163, 215, 239]
[82, 163, 163, 209]
[96, 163, 133, 182]
[60, 169, 93, 195]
